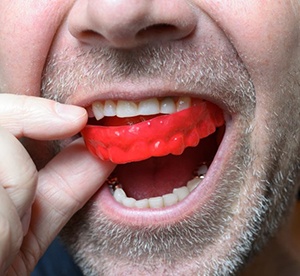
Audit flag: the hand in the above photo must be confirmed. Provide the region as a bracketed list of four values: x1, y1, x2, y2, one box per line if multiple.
[0, 94, 115, 275]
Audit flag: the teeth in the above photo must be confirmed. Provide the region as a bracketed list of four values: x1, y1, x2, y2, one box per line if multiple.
[138, 98, 160, 115]
[186, 177, 200, 192]
[162, 193, 179, 207]
[91, 97, 193, 121]
[135, 198, 150, 209]
[176, 97, 191, 112]
[173, 186, 190, 201]
[113, 174, 205, 209]
[149, 197, 164, 208]
[160, 97, 176, 114]
[122, 197, 136, 208]
[103, 100, 117, 117]
[116, 101, 138, 118]
[92, 102, 104, 120]
[197, 165, 208, 176]
[113, 188, 127, 203]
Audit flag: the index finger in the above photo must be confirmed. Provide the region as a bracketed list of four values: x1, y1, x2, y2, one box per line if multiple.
[0, 94, 87, 139]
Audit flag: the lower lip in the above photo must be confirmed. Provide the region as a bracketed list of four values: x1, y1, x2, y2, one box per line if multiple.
[90, 117, 235, 227]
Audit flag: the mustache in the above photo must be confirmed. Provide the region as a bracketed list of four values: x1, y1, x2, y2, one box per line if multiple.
[41, 43, 255, 112]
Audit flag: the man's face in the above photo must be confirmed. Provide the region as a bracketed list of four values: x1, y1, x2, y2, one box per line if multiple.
[1, 0, 300, 274]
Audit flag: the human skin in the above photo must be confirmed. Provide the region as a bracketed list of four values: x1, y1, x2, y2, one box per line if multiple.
[0, 0, 300, 275]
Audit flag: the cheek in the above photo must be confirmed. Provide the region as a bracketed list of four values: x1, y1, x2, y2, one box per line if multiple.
[0, 0, 74, 96]
[196, 0, 300, 80]
[198, 0, 300, 120]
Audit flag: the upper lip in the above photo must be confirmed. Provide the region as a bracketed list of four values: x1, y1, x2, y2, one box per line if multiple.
[70, 86, 243, 117]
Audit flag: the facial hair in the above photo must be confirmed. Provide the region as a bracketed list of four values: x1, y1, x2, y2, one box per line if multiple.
[41, 43, 300, 275]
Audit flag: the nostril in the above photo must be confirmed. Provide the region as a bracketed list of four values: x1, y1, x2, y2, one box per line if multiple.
[79, 24, 181, 46]
[137, 23, 178, 39]
[80, 30, 103, 42]
[68, 1, 197, 48]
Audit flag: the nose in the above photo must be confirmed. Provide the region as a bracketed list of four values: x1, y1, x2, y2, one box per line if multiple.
[68, 0, 197, 48]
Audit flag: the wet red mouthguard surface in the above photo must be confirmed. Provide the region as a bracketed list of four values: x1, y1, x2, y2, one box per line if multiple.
[81, 101, 224, 164]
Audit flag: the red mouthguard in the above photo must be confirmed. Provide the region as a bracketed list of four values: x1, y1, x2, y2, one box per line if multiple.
[81, 101, 224, 164]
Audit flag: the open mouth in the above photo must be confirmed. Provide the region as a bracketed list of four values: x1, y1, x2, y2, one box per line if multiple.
[81, 96, 226, 213]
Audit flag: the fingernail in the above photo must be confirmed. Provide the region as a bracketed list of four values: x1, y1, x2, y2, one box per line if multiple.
[55, 103, 86, 121]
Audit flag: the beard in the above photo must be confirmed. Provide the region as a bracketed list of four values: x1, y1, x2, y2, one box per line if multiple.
[60, 141, 252, 275]
[41, 42, 300, 275]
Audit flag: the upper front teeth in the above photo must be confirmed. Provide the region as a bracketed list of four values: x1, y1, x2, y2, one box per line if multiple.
[92, 97, 192, 120]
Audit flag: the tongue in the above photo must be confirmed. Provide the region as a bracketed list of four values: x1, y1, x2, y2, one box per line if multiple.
[114, 132, 219, 199]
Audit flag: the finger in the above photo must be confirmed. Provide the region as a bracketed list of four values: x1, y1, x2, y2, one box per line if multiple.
[28, 139, 115, 253]
[0, 185, 23, 274]
[0, 93, 87, 139]
[0, 126, 37, 218]
[21, 208, 32, 237]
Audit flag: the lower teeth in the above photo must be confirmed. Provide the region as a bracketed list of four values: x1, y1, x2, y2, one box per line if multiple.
[109, 164, 208, 209]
